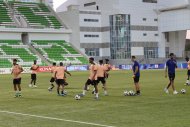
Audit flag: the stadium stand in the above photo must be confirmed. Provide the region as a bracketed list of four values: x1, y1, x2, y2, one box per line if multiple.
[0, 58, 12, 68]
[10, 1, 63, 29]
[0, 0, 16, 27]
[0, 1, 88, 67]
[0, 40, 44, 67]
[32, 40, 88, 65]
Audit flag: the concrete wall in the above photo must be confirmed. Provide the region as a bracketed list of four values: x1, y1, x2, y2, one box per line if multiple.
[28, 33, 70, 43]
[159, 9, 190, 32]
[157, 0, 189, 10]
[168, 31, 186, 57]
[0, 32, 21, 40]
[57, 9, 81, 51]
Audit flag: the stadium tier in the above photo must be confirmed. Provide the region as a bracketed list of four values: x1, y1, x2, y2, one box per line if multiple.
[0, 1, 16, 27]
[0, 58, 12, 67]
[32, 40, 88, 64]
[0, 40, 44, 68]
[9, 1, 63, 29]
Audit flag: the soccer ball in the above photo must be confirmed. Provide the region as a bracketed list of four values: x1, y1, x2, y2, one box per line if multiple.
[128, 90, 135, 96]
[181, 89, 186, 94]
[75, 95, 81, 100]
[29, 84, 32, 87]
[124, 91, 129, 96]
[63, 90, 67, 95]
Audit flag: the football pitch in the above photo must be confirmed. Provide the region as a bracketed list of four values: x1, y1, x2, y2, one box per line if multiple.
[0, 69, 189, 127]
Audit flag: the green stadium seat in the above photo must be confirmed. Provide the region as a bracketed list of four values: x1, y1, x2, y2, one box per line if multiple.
[1, 45, 36, 62]
[0, 1, 15, 26]
[32, 40, 88, 64]
[0, 58, 12, 68]
[0, 40, 44, 67]
[10, 1, 63, 29]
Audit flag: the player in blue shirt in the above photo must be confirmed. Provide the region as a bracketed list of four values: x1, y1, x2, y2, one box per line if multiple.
[164, 53, 178, 94]
[131, 56, 141, 95]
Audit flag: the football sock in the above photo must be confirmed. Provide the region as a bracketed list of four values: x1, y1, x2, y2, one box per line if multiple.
[57, 90, 60, 95]
[95, 93, 99, 98]
[82, 90, 86, 95]
[15, 91, 19, 96]
[51, 84, 54, 89]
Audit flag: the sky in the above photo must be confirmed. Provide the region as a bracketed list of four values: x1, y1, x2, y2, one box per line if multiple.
[53, 0, 68, 10]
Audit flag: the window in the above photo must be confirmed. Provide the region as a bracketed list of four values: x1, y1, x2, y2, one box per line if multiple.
[85, 48, 99, 56]
[155, 34, 158, 36]
[110, 14, 131, 59]
[165, 32, 169, 42]
[143, 33, 147, 36]
[165, 47, 169, 58]
[143, 0, 157, 3]
[84, 34, 99, 38]
[144, 47, 158, 58]
[96, 6, 99, 10]
[154, 18, 158, 21]
[84, 2, 96, 7]
[143, 18, 147, 21]
[84, 19, 99, 22]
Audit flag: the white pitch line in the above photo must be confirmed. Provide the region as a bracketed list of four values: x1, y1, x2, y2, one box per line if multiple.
[0, 110, 116, 127]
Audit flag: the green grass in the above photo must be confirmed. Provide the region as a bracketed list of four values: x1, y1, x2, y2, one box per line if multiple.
[0, 69, 189, 127]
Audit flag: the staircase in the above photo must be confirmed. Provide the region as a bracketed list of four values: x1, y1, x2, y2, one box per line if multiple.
[28, 44, 51, 65]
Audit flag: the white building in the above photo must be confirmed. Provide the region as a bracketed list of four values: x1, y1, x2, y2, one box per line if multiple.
[56, 0, 189, 64]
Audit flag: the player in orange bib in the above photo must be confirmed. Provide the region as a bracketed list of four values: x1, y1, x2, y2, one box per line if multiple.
[29, 60, 39, 88]
[104, 59, 111, 79]
[11, 59, 24, 97]
[54, 62, 71, 96]
[79, 57, 99, 99]
[48, 62, 57, 91]
[103, 59, 111, 92]
[97, 60, 108, 95]
[185, 57, 190, 85]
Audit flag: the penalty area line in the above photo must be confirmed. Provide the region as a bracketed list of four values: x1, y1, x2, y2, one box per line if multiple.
[0, 110, 116, 127]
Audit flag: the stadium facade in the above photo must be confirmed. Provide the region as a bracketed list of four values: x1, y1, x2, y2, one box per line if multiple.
[57, 0, 189, 64]
[0, 0, 189, 67]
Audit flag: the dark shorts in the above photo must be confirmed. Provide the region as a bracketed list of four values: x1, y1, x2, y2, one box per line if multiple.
[187, 70, 190, 76]
[134, 76, 140, 83]
[13, 78, 21, 85]
[31, 74, 36, 80]
[97, 77, 106, 84]
[85, 79, 97, 86]
[56, 79, 65, 85]
[169, 73, 175, 81]
[50, 77, 55, 82]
